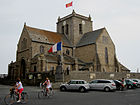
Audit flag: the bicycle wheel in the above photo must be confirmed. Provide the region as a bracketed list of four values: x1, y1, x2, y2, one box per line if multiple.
[4, 94, 16, 105]
[38, 91, 45, 99]
[21, 92, 28, 103]
[47, 89, 54, 98]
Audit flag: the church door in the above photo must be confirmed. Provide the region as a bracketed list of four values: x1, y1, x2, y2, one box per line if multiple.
[20, 59, 26, 79]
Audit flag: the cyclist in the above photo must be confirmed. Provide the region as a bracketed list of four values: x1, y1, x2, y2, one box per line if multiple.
[15, 77, 23, 103]
[43, 77, 52, 95]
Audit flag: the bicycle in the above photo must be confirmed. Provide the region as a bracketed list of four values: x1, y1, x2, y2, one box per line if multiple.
[38, 85, 54, 99]
[4, 88, 28, 105]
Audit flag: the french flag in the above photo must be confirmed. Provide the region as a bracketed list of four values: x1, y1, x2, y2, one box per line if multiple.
[48, 42, 62, 53]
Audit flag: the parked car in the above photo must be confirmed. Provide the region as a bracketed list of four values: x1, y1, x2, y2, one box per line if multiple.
[131, 79, 140, 88]
[113, 80, 126, 91]
[125, 79, 137, 89]
[89, 79, 116, 92]
[60, 80, 90, 92]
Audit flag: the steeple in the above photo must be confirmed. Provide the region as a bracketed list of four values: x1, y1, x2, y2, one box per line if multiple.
[58, 16, 61, 22]
[24, 22, 26, 26]
[88, 14, 91, 21]
[72, 9, 76, 16]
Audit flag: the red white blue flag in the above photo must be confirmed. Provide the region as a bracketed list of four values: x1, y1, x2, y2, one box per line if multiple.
[48, 42, 62, 53]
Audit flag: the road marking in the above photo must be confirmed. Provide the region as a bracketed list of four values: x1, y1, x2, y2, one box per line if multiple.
[125, 93, 137, 97]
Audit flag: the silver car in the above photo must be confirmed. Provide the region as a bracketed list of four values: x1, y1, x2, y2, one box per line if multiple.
[60, 80, 90, 92]
[89, 79, 116, 92]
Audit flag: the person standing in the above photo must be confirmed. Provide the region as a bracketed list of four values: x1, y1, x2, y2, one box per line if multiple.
[121, 78, 126, 90]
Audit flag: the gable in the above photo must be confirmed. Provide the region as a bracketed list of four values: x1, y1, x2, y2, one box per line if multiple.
[95, 28, 116, 70]
[17, 25, 31, 52]
[96, 28, 115, 47]
[76, 28, 104, 47]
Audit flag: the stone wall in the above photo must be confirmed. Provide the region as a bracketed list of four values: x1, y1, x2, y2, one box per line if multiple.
[75, 44, 96, 62]
[67, 71, 140, 82]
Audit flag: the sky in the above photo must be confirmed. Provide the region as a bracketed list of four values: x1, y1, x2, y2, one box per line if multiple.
[0, 0, 140, 74]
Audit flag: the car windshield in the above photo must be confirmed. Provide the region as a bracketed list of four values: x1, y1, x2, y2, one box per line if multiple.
[126, 79, 134, 83]
[68, 80, 87, 84]
[84, 81, 87, 84]
[129, 80, 135, 82]
[68, 81, 76, 84]
[133, 80, 138, 82]
[89, 80, 98, 84]
[114, 80, 121, 83]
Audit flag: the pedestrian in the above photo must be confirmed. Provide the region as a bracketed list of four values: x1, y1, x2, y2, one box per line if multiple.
[121, 78, 126, 90]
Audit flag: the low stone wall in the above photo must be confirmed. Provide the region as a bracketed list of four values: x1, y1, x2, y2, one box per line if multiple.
[67, 71, 140, 82]
[52, 82, 62, 89]
[4, 71, 140, 89]
[69, 71, 90, 82]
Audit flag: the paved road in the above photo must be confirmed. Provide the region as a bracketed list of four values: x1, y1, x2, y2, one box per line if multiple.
[0, 85, 140, 105]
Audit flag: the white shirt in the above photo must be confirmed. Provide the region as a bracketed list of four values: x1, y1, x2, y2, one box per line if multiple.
[16, 81, 23, 89]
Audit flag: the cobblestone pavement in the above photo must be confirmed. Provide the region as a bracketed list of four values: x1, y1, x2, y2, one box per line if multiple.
[0, 85, 140, 105]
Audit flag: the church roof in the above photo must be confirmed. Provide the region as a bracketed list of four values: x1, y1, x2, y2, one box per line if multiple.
[118, 62, 130, 72]
[32, 53, 75, 64]
[25, 25, 72, 47]
[76, 28, 105, 47]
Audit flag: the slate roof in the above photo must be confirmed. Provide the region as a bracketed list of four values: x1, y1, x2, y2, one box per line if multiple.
[25, 25, 72, 47]
[32, 53, 75, 64]
[118, 62, 130, 71]
[76, 28, 105, 47]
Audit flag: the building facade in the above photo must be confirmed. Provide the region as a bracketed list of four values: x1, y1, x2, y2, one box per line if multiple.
[8, 10, 130, 83]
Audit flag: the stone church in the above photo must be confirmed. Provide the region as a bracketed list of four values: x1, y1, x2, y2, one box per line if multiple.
[8, 10, 130, 83]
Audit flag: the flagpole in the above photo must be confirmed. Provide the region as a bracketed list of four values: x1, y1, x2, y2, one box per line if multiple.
[61, 42, 64, 83]
[72, 1, 74, 11]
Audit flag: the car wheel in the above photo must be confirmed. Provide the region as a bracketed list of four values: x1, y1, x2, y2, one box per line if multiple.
[79, 87, 86, 92]
[104, 87, 110, 92]
[119, 86, 123, 91]
[137, 84, 140, 88]
[128, 85, 132, 89]
[60, 86, 66, 91]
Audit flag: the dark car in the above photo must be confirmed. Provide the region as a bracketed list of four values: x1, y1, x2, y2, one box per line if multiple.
[131, 79, 140, 88]
[125, 79, 137, 89]
[113, 80, 126, 91]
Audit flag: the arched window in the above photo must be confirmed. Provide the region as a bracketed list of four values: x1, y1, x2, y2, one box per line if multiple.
[105, 47, 109, 64]
[62, 26, 64, 34]
[34, 66, 37, 72]
[40, 45, 44, 53]
[79, 24, 83, 34]
[66, 49, 70, 55]
[66, 24, 69, 35]
[66, 66, 70, 75]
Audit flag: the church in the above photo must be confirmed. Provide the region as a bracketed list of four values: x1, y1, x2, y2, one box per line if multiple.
[8, 10, 130, 83]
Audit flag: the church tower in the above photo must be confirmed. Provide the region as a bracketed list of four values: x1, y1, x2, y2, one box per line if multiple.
[57, 10, 93, 46]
